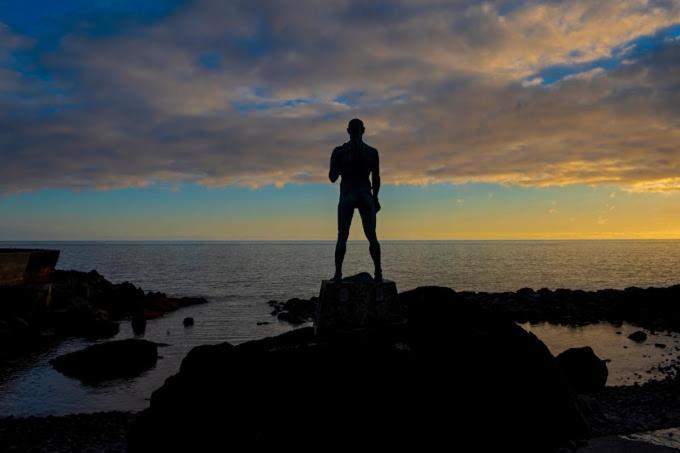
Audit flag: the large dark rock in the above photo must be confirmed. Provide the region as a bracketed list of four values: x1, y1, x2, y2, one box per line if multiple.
[50, 270, 143, 320]
[268, 296, 318, 325]
[45, 304, 120, 338]
[50, 270, 208, 321]
[1, 269, 209, 362]
[556, 346, 608, 394]
[129, 286, 587, 452]
[144, 292, 207, 319]
[628, 330, 647, 343]
[51, 339, 157, 383]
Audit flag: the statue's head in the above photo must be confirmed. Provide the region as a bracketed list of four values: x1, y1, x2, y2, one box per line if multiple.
[347, 118, 365, 138]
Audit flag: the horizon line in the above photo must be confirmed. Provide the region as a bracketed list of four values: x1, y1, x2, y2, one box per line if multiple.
[2, 238, 680, 243]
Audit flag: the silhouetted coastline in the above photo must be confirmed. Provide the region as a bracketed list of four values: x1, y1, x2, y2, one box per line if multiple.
[3, 272, 680, 451]
[0, 270, 208, 363]
[269, 282, 680, 333]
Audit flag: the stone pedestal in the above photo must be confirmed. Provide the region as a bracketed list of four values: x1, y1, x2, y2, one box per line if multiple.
[314, 274, 400, 335]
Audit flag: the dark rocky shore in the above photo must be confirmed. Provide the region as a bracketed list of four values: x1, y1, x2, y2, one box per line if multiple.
[0, 270, 208, 362]
[7, 376, 680, 452]
[269, 283, 680, 332]
[588, 376, 680, 437]
[130, 286, 589, 452]
[0, 411, 136, 453]
[4, 279, 680, 452]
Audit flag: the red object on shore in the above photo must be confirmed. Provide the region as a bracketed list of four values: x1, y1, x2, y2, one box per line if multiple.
[0, 249, 60, 286]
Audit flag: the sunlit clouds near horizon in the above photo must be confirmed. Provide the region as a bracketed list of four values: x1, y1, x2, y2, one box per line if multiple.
[1, 0, 680, 239]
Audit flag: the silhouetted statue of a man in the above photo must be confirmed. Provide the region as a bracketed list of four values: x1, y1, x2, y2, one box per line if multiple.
[329, 118, 383, 281]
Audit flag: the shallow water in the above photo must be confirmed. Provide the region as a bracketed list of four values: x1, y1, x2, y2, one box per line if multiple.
[521, 322, 680, 386]
[1, 240, 680, 416]
[625, 428, 680, 450]
[0, 308, 296, 417]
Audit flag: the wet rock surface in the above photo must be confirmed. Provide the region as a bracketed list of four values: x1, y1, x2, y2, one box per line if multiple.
[51, 339, 158, 383]
[129, 286, 587, 452]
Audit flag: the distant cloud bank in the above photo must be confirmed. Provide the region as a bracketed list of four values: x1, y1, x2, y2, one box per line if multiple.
[1, 0, 680, 193]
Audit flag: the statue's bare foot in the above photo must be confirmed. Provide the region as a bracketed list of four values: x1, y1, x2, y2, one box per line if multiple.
[332, 272, 342, 281]
[374, 270, 383, 282]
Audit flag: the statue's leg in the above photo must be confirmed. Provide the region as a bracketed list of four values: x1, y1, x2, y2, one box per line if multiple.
[358, 191, 382, 281]
[335, 195, 354, 280]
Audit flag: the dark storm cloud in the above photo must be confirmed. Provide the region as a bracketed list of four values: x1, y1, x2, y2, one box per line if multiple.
[1, 0, 680, 193]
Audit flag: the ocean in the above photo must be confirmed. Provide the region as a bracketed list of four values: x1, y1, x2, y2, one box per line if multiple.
[1, 240, 680, 416]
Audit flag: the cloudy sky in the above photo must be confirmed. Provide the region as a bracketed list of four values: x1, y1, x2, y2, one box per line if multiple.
[1, 0, 680, 240]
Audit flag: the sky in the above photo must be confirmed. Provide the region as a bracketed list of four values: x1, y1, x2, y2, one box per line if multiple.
[1, 0, 680, 240]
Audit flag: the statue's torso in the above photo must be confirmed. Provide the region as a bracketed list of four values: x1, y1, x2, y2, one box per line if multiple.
[337, 142, 377, 194]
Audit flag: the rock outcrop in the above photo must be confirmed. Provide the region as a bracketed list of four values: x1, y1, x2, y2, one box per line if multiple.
[0, 270, 208, 361]
[129, 286, 587, 452]
[628, 330, 648, 343]
[51, 339, 158, 383]
[268, 283, 680, 333]
[556, 346, 608, 394]
[268, 296, 318, 324]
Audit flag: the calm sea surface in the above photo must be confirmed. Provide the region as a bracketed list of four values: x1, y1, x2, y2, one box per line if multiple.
[2, 240, 680, 416]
